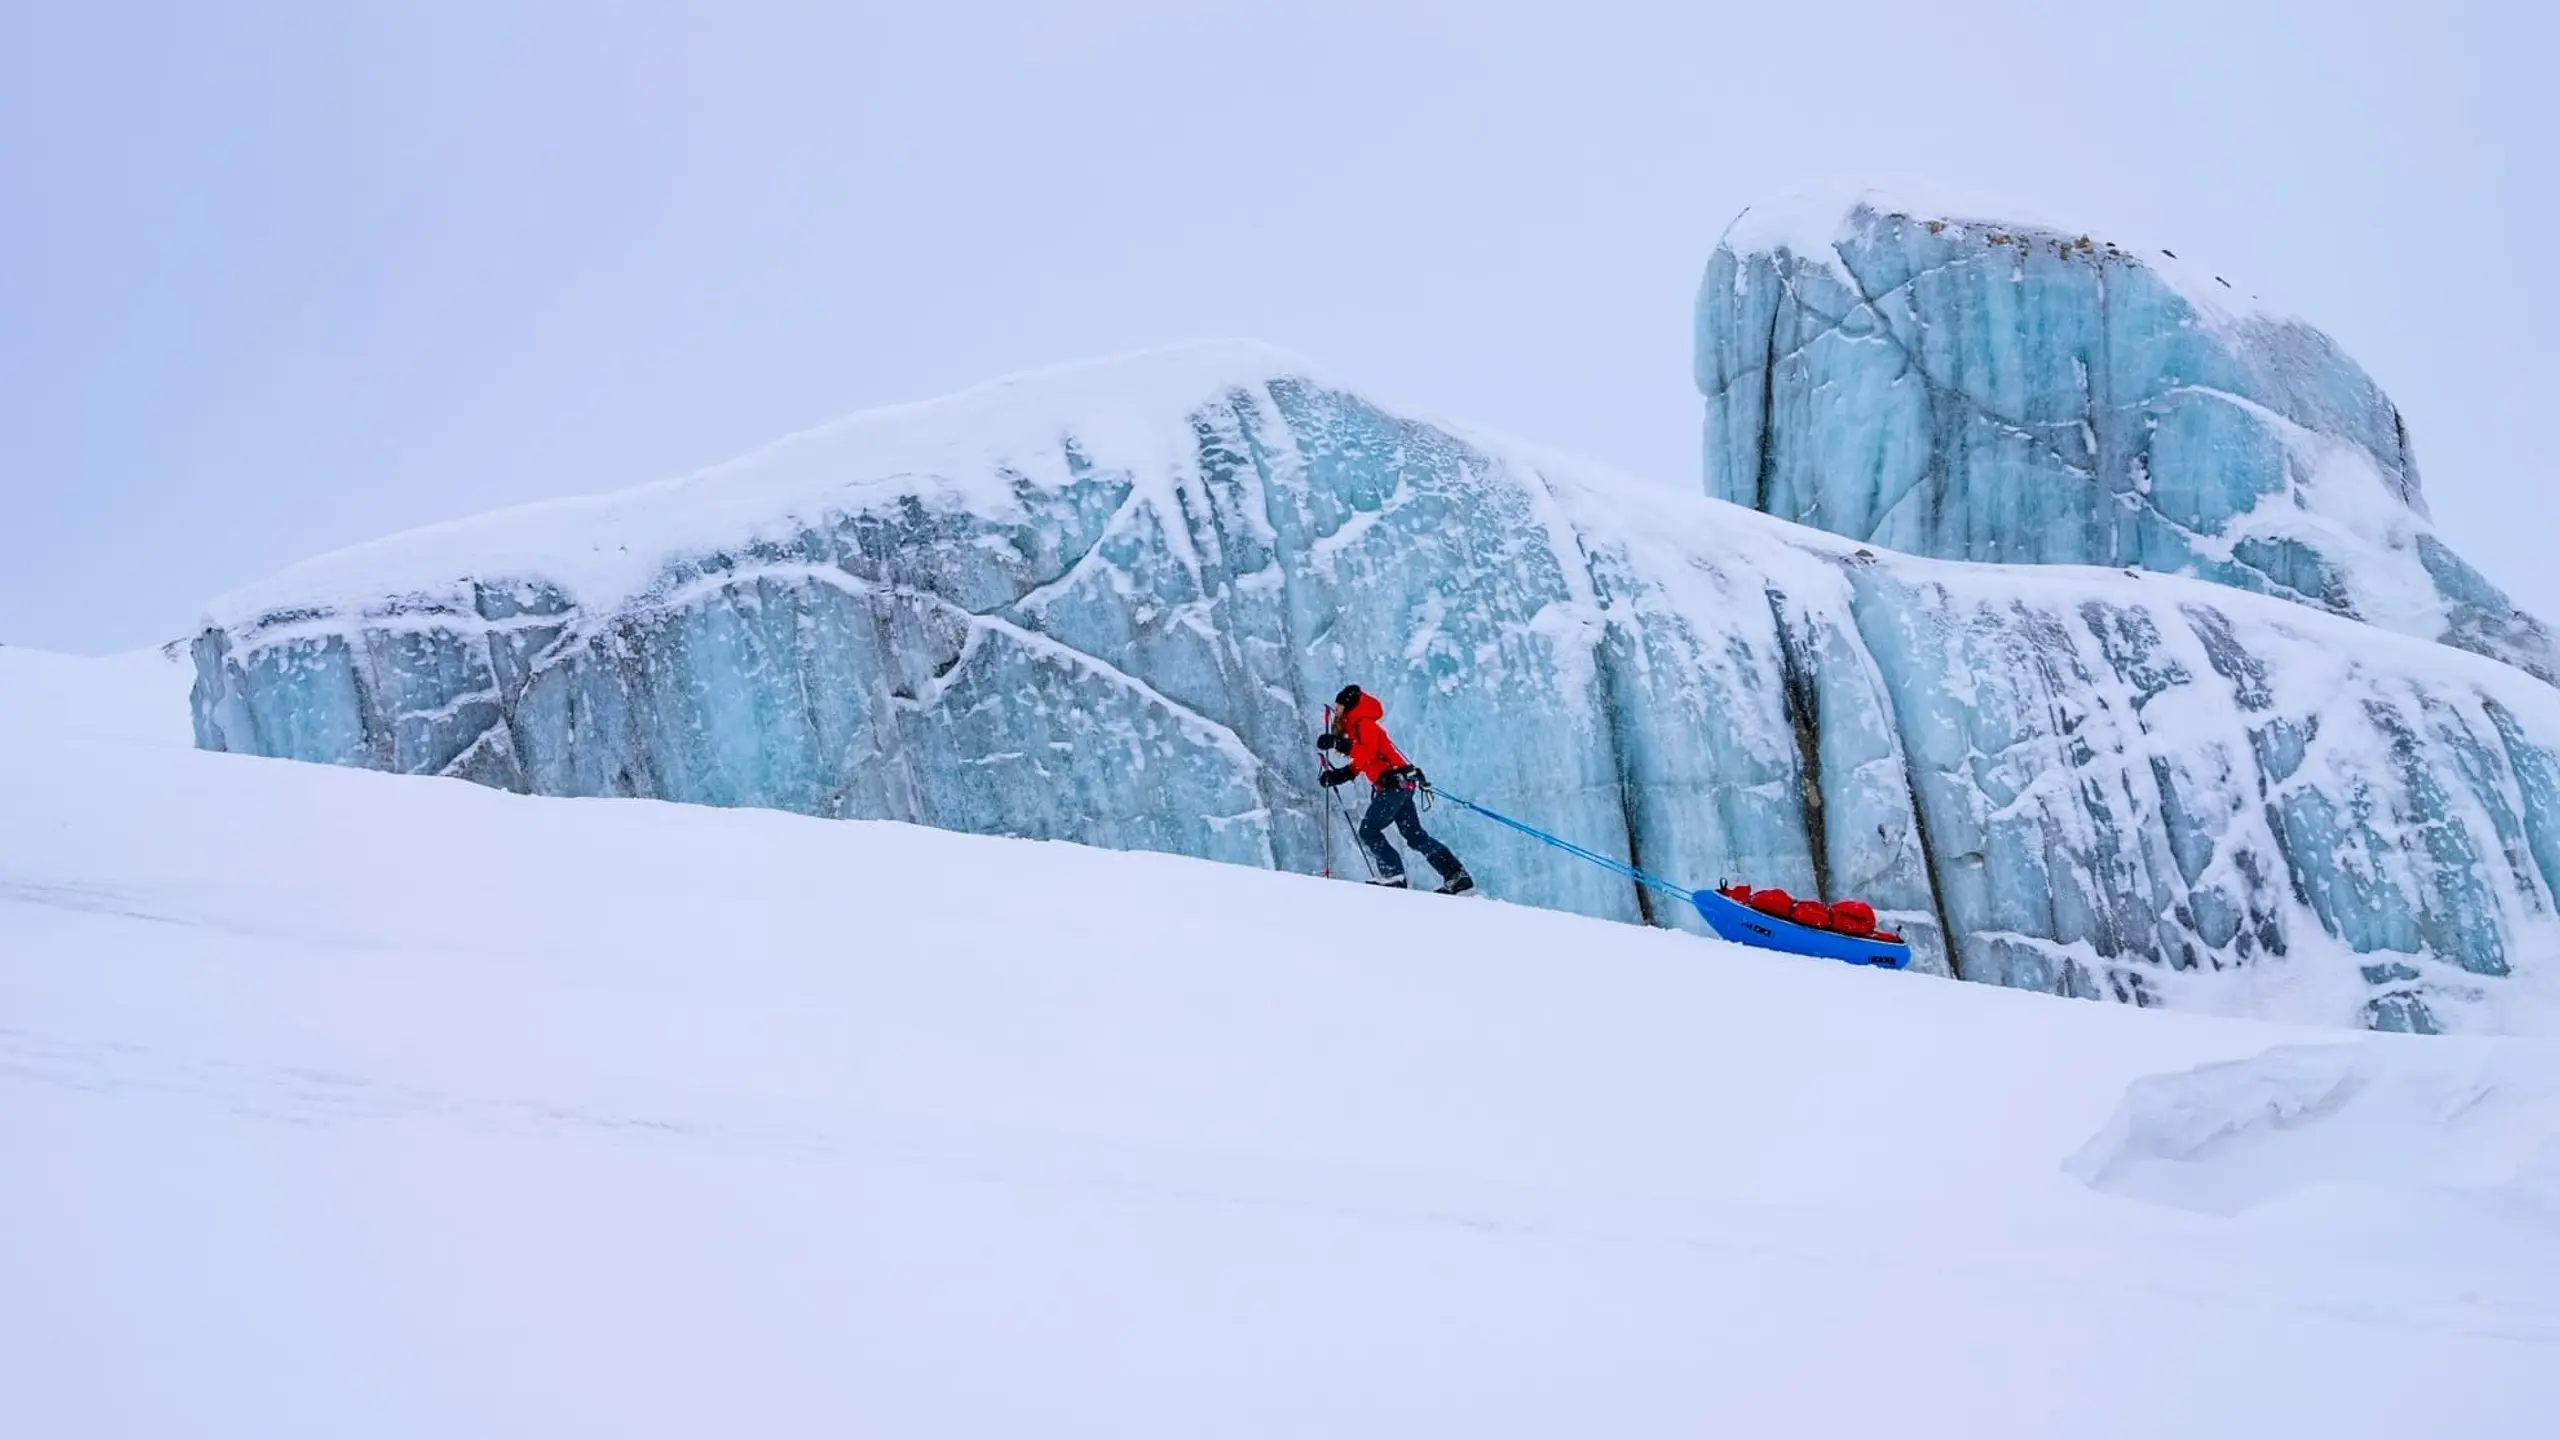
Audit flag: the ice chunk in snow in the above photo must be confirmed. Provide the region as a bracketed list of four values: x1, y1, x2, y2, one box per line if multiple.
[1698, 183, 2559, 686]
[2067, 1040, 2560, 1224]
[190, 344, 2560, 1033]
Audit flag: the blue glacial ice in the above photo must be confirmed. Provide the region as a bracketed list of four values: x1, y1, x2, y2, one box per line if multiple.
[190, 342, 2560, 1035]
[1696, 183, 2560, 687]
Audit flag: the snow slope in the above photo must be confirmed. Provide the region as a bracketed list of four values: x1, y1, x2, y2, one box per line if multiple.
[6, 654, 2558, 1436]
[0, 642, 196, 749]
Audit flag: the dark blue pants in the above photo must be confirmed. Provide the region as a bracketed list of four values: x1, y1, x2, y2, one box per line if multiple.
[1358, 783, 1463, 882]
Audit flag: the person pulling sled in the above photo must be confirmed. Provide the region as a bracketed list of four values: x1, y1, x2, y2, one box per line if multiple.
[1318, 685, 1474, 895]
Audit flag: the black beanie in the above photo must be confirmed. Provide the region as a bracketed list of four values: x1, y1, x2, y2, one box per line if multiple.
[1334, 684, 1364, 710]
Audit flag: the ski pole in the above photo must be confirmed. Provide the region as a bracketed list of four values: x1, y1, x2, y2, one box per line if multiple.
[1319, 704, 1336, 877]
[1319, 703, 1377, 880]
[1320, 794, 1336, 878]
[1333, 787, 1379, 880]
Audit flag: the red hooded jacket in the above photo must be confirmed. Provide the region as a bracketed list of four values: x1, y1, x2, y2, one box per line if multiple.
[1332, 692, 1410, 785]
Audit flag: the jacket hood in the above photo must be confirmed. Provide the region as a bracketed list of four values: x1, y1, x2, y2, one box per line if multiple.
[1342, 693, 1384, 725]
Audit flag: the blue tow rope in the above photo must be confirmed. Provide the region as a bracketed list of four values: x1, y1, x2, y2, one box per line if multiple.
[1427, 788, 1696, 901]
[1426, 786, 1915, 971]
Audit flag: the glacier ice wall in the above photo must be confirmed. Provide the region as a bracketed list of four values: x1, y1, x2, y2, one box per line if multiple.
[192, 344, 2560, 1033]
[1696, 185, 2559, 688]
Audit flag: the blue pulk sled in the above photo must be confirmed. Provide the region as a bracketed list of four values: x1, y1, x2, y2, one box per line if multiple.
[1430, 789, 1913, 971]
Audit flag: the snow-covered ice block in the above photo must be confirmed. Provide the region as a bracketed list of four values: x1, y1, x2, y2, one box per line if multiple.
[2067, 1041, 2560, 1222]
[1698, 181, 2558, 686]
[191, 343, 2560, 1032]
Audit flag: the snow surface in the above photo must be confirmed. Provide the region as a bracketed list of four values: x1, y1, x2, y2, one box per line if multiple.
[0, 642, 196, 750]
[9, 651, 2560, 1437]
[1715, 176, 2279, 323]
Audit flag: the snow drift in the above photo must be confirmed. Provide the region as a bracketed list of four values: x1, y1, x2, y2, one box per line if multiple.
[1696, 181, 2559, 685]
[187, 344, 2560, 1034]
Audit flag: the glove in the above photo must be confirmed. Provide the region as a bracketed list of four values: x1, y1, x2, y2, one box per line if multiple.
[1315, 734, 1347, 755]
[1319, 765, 1355, 789]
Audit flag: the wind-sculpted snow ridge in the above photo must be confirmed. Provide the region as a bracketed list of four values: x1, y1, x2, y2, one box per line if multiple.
[1698, 181, 2559, 687]
[193, 342, 2560, 1033]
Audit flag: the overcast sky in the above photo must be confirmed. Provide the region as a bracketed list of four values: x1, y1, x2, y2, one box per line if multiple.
[4, 0, 2552, 655]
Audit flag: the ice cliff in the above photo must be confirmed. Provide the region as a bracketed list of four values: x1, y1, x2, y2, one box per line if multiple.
[191, 343, 2560, 1034]
[1697, 183, 2559, 687]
